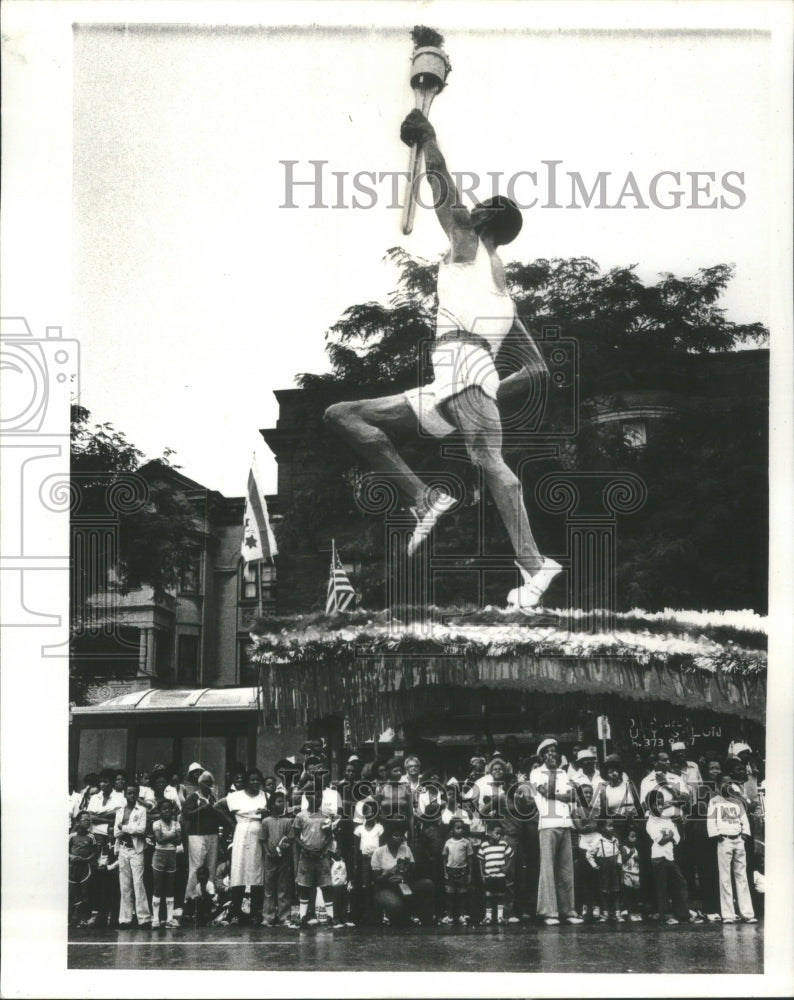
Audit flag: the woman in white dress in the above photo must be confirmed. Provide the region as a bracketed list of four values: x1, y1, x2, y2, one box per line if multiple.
[217, 769, 267, 924]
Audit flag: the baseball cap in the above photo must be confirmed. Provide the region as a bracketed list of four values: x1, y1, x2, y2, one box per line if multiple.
[537, 738, 558, 756]
[670, 742, 687, 753]
[576, 748, 596, 762]
[187, 762, 203, 773]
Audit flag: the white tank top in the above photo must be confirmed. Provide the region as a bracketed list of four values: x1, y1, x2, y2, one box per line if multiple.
[436, 240, 515, 354]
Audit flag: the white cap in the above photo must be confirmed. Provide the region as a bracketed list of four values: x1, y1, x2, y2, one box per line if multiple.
[731, 742, 751, 756]
[188, 762, 203, 773]
[576, 748, 596, 762]
[537, 738, 558, 756]
[669, 742, 687, 753]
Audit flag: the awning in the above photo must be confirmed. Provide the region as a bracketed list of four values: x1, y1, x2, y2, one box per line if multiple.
[72, 686, 260, 716]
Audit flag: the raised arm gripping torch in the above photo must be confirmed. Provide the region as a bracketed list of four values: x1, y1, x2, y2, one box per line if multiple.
[401, 26, 452, 236]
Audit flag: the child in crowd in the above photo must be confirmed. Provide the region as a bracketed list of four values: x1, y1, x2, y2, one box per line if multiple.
[183, 865, 217, 926]
[572, 782, 600, 920]
[620, 827, 643, 921]
[211, 861, 233, 925]
[292, 789, 339, 928]
[259, 791, 295, 927]
[151, 798, 182, 928]
[68, 811, 97, 926]
[85, 835, 119, 928]
[461, 793, 486, 921]
[585, 817, 623, 922]
[353, 798, 384, 925]
[706, 770, 757, 924]
[478, 822, 514, 925]
[330, 841, 355, 927]
[441, 818, 473, 926]
[646, 806, 691, 925]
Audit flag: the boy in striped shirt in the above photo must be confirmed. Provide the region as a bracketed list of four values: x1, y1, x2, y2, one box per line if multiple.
[478, 823, 514, 925]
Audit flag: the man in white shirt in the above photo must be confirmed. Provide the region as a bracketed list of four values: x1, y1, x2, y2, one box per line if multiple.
[530, 738, 583, 926]
[669, 741, 702, 787]
[706, 779, 756, 923]
[567, 749, 603, 792]
[114, 785, 152, 928]
[87, 771, 126, 843]
[639, 751, 690, 820]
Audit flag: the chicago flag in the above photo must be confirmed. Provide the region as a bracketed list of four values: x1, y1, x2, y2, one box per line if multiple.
[241, 454, 278, 563]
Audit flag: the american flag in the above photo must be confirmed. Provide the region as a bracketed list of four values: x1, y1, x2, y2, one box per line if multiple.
[326, 540, 356, 614]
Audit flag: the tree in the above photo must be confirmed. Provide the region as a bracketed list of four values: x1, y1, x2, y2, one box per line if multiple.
[70, 405, 199, 701]
[299, 252, 767, 394]
[280, 251, 768, 612]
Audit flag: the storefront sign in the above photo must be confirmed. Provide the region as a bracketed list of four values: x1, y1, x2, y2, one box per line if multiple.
[625, 714, 722, 748]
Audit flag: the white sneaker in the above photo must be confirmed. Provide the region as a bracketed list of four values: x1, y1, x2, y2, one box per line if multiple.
[151, 917, 160, 929]
[407, 491, 456, 557]
[507, 558, 562, 611]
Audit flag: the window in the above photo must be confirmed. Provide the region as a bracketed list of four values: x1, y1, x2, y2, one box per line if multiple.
[180, 552, 202, 594]
[78, 728, 127, 777]
[176, 634, 200, 685]
[239, 638, 258, 686]
[241, 562, 259, 601]
[155, 629, 172, 678]
[622, 419, 647, 450]
[136, 735, 175, 774]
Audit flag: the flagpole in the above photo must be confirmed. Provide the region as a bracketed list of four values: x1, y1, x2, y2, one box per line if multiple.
[331, 538, 336, 614]
[257, 559, 263, 618]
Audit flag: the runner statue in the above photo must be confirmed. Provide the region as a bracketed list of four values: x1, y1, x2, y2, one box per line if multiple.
[324, 109, 560, 611]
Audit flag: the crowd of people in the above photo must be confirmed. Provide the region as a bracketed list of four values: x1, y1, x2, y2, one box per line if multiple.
[68, 736, 765, 932]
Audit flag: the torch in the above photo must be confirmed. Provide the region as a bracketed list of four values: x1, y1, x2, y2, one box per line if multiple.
[401, 26, 451, 236]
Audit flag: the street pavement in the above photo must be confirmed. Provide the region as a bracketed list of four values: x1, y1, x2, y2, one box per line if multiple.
[68, 919, 763, 973]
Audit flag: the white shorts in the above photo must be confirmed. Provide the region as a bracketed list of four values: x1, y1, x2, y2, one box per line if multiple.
[404, 342, 499, 438]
